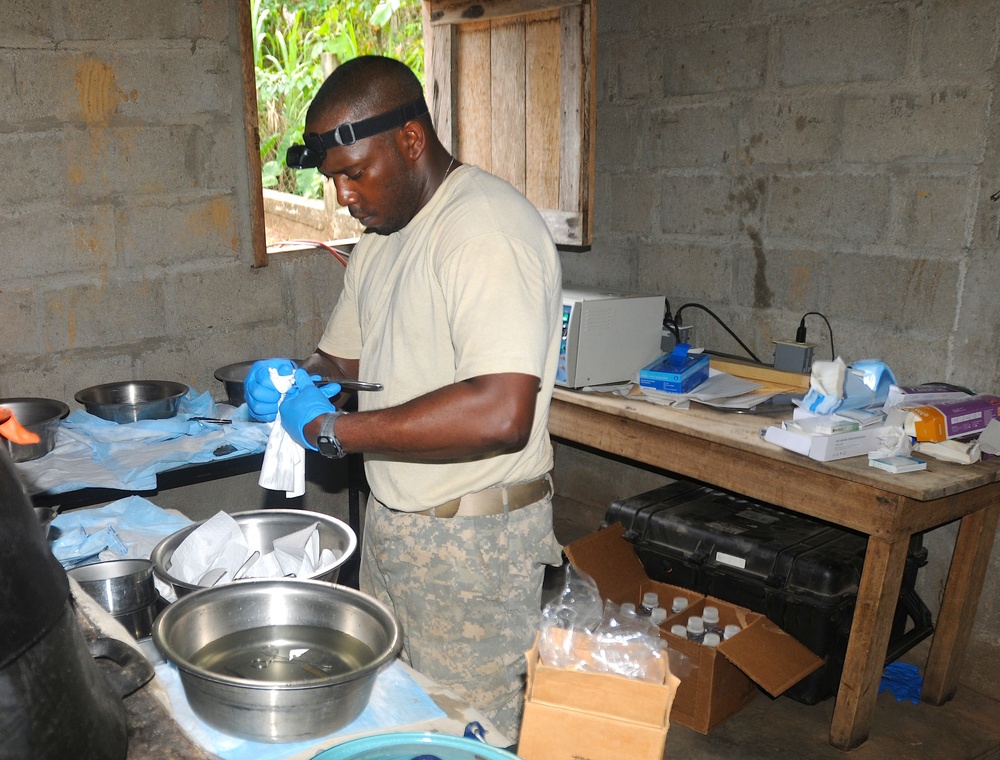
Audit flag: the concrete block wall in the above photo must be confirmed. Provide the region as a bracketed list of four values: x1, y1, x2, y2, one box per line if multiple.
[558, 0, 1000, 699]
[569, 0, 1000, 392]
[0, 1, 344, 405]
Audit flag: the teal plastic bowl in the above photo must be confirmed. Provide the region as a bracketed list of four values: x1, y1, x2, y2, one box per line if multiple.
[310, 732, 520, 760]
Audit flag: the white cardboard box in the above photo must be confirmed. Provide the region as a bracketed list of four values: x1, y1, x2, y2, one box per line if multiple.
[764, 423, 886, 462]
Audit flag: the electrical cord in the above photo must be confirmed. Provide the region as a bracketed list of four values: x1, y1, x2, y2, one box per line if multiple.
[797, 311, 835, 360]
[661, 297, 680, 343]
[675, 302, 765, 364]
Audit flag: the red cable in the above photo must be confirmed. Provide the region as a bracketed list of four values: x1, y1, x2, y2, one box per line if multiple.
[268, 239, 350, 267]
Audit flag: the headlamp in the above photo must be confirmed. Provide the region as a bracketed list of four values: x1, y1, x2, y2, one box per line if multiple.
[286, 97, 429, 170]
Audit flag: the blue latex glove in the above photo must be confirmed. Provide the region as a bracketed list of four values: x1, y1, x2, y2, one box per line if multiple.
[279, 368, 342, 450]
[245, 358, 297, 421]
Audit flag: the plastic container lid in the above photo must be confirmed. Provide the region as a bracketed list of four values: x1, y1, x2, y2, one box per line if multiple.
[724, 624, 742, 640]
[671, 596, 688, 613]
[702, 605, 720, 626]
[310, 732, 521, 760]
[703, 632, 721, 647]
[651, 607, 667, 625]
[621, 602, 637, 617]
[670, 624, 688, 637]
[641, 591, 659, 610]
[686, 615, 705, 635]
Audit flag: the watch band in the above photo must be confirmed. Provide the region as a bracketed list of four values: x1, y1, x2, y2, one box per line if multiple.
[316, 411, 347, 459]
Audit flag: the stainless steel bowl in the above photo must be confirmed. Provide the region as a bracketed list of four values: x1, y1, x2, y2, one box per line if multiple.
[68, 559, 157, 615]
[74, 380, 188, 423]
[152, 579, 402, 743]
[213, 360, 259, 406]
[0, 398, 70, 462]
[150, 509, 357, 597]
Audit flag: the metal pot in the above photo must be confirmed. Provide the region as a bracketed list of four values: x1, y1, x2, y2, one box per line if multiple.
[150, 509, 357, 597]
[0, 397, 69, 462]
[0, 445, 153, 760]
[74, 380, 188, 423]
[152, 579, 402, 743]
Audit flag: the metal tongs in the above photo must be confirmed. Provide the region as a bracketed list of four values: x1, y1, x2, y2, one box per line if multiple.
[318, 379, 383, 392]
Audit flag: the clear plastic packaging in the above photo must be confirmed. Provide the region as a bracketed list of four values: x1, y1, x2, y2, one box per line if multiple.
[537, 564, 692, 683]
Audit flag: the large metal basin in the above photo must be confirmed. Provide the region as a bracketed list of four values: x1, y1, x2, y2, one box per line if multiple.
[150, 509, 357, 597]
[152, 579, 401, 743]
[0, 398, 69, 462]
[74, 380, 187, 423]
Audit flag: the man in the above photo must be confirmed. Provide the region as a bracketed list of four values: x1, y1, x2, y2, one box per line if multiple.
[246, 55, 563, 739]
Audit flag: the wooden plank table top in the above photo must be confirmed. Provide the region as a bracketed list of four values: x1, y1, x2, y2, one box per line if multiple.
[548, 387, 1000, 750]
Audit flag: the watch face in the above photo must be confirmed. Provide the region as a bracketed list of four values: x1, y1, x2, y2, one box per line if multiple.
[317, 435, 344, 459]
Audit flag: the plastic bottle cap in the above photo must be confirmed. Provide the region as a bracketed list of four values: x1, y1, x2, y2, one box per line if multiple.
[671, 596, 688, 613]
[702, 605, 719, 625]
[651, 607, 667, 624]
[621, 602, 636, 617]
[724, 624, 742, 640]
[703, 632, 721, 647]
[686, 616, 705, 634]
[670, 624, 688, 637]
[642, 591, 659, 609]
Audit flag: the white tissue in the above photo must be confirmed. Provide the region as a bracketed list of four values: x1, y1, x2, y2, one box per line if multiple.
[870, 426, 913, 458]
[258, 368, 306, 498]
[168, 511, 249, 585]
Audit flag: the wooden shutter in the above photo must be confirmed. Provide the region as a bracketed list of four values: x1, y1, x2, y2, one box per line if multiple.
[423, 0, 597, 248]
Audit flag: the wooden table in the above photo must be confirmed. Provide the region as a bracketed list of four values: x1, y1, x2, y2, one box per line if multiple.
[548, 387, 1000, 750]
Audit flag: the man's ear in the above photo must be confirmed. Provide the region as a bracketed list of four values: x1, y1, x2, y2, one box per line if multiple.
[397, 118, 426, 163]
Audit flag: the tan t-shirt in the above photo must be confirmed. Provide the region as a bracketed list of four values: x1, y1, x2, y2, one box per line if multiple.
[318, 165, 563, 510]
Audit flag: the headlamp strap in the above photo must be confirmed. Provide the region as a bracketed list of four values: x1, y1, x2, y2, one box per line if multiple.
[316, 97, 429, 149]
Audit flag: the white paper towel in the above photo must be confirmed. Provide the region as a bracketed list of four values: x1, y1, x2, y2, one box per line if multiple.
[258, 368, 305, 498]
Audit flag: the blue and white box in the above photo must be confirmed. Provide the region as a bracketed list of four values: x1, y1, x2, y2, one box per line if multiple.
[638, 345, 710, 394]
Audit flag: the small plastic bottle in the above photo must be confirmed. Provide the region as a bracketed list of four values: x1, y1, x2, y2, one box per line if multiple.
[670, 624, 688, 638]
[686, 615, 705, 643]
[723, 624, 742, 640]
[620, 602, 637, 618]
[650, 607, 668, 626]
[702, 632, 721, 648]
[640, 592, 659, 616]
[702, 605, 724, 636]
[671, 596, 689, 614]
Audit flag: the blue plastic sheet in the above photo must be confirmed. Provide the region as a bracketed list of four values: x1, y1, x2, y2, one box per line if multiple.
[879, 661, 923, 704]
[14, 390, 269, 494]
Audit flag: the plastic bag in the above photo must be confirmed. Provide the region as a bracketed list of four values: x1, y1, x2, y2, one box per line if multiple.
[538, 565, 689, 684]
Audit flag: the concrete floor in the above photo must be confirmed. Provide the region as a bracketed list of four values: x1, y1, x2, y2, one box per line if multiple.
[548, 494, 1000, 760]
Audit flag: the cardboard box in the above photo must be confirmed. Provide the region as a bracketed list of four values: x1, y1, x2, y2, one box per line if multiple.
[561, 524, 823, 734]
[519, 633, 681, 760]
[639, 348, 710, 394]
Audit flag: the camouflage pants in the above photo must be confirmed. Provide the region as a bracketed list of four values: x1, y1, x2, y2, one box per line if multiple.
[360, 484, 562, 741]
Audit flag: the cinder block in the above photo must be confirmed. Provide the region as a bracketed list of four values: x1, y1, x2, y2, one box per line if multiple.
[117, 196, 240, 268]
[766, 172, 890, 244]
[595, 104, 648, 169]
[0, 205, 117, 279]
[659, 173, 743, 236]
[892, 172, 976, 250]
[4, 0, 53, 45]
[663, 26, 767, 96]
[0, 132, 70, 206]
[277, 249, 348, 325]
[62, 0, 217, 42]
[40, 278, 168, 352]
[648, 0, 750, 29]
[648, 103, 740, 168]
[635, 241, 736, 304]
[777, 6, 909, 86]
[165, 264, 284, 334]
[729, 244, 824, 313]
[603, 39, 662, 103]
[920, 1, 996, 82]
[843, 89, 990, 163]
[606, 171, 657, 235]
[739, 96, 841, 165]
[0, 287, 43, 359]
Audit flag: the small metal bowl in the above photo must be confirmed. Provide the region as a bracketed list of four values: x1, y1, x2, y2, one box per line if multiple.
[150, 509, 357, 597]
[74, 380, 188, 423]
[152, 579, 402, 743]
[0, 398, 70, 462]
[68, 558, 157, 615]
[214, 359, 306, 407]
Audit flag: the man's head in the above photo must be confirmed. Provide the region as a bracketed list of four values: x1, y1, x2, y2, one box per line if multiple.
[293, 56, 443, 235]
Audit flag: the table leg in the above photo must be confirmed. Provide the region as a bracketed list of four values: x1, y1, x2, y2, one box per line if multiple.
[829, 535, 910, 750]
[923, 503, 1000, 705]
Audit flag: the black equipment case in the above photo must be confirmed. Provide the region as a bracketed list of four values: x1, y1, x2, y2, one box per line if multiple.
[604, 480, 934, 705]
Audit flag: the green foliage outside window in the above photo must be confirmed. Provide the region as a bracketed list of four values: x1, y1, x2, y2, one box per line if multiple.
[253, 0, 424, 198]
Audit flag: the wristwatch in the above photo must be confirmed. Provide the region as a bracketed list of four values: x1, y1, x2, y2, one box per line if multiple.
[316, 411, 348, 459]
